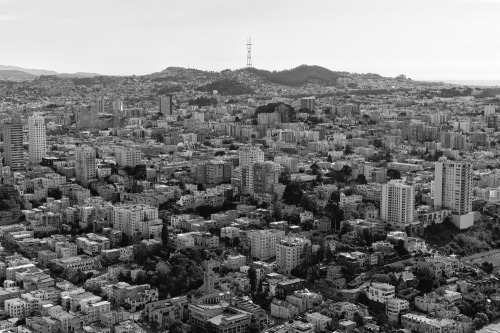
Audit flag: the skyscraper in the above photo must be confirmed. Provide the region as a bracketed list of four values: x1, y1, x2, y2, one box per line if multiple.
[381, 180, 415, 231]
[159, 95, 173, 115]
[96, 99, 105, 113]
[28, 112, 46, 164]
[3, 117, 24, 171]
[253, 161, 281, 194]
[75, 146, 97, 185]
[239, 145, 264, 194]
[434, 161, 473, 229]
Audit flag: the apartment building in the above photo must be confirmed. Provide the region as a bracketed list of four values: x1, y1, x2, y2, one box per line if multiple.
[276, 237, 312, 275]
[249, 229, 285, 261]
[381, 180, 415, 231]
[434, 161, 473, 229]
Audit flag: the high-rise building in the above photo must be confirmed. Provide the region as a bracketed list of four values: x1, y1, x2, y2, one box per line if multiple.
[239, 145, 264, 194]
[75, 146, 97, 185]
[28, 112, 46, 164]
[112, 100, 123, 112]
[274, 156, 298, 174]
[96, 99, 105, 113]
[3, 117, 24, 171]
[300, 97, 315, 111]
[276, 236, 311, 275]
[381, 180, 415, 231]
[434, 161, 473, 229]
[440, 131, 467, 150]
[253, 161, 281, 194]
[159, 95, 173, 115]
[76, 105, 98, 130]
[115, 147, 142, 167]
[249, 229, 285, 261]
[201, 160, 233, 185]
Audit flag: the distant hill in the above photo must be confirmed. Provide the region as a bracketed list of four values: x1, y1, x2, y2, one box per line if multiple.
[245, 65, 350, 86]
[57, 72, 101, 78]
[0, 70, 36, 81]
[196, 79, 254, 95]
[0, 65, 100, 78]
[0, 65, 58, 76]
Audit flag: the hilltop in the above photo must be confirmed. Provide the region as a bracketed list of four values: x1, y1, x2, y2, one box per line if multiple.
[244, 65, 350, 86]
[0, 70, 36, 81]
[0, 64, 101, 81]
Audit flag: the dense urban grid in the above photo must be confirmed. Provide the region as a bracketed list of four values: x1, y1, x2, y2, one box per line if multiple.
[0, 65, 500, 333]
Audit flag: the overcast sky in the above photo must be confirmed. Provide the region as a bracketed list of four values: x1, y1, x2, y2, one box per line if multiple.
[1, 0, 499, 80]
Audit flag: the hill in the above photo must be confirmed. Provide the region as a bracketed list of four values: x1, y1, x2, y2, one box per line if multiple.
[245, 65, 350, 86]
[57, 72, 101, 78]
[196, 79, 254, 95]
[0, 65, 101, 78]
[0, 70, 36, 81]
[0, 65, 58, 76]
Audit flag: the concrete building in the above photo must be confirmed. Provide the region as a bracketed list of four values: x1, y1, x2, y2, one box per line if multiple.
[274, 156, 298, 174]
[115, 147, 142, 168]
[434, 161, 473, 229]
[368, 283, 395, 304]
[112, 204, 161, 238]
[249, 229, 285, 261]
[28, 112, 46, 164]
[253, 161, 281, 194]
[3, 117, 24, 171]
[381, 180, 415, 231]
[159, 95, 173, 115]
[239, 145, 264, 194]
[386, 298, 409, 322]
[300, 97, 315, 111]
[276, 237, 311, 275]
[75, 146, 97, 185]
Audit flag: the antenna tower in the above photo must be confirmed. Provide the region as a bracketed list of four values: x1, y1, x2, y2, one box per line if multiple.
[246, 37, 252, 68]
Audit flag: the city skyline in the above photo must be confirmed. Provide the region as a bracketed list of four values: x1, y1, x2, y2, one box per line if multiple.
[1, 0, 500, 81]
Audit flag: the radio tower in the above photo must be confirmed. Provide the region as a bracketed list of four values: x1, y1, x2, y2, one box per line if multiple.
[246, 37, 252, 68]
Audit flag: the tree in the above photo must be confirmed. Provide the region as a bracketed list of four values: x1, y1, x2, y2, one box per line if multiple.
[48, 188, 62, 200]
[387, 169, 401, 180]
[356, 174, 367, 185]
[248, 267, 258, 292]
[344, 145, 353, 155]
[168, 320, 186, 333]
[394, 239, 408, 257]
[161, 224, 170, 248]
[353, 312, 364, 328]
[481, 261, 494, 274]
[300, 195, 317, 213]
[133, 242, 150, 263]
[152, 133, 165, 143]
[282, 183, 303, 205]
[474, 313, 489, 330]
[214, 151, 225, 156]
[417, 276, 436, 293]
[325, 244, 335, 263]
[327, 155, 333, 162]
[310, 163, 320, 175]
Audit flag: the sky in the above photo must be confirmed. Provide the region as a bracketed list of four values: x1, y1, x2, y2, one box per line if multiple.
[1, 0, 500, 81]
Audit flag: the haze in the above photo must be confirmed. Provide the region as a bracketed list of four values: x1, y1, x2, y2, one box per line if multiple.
[1, 0, 499, 80]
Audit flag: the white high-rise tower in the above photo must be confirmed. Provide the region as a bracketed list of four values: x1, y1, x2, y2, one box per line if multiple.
[434, 161, 473, 229]
[28, 112, 46, 164]
[381, 180, 415, 231]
